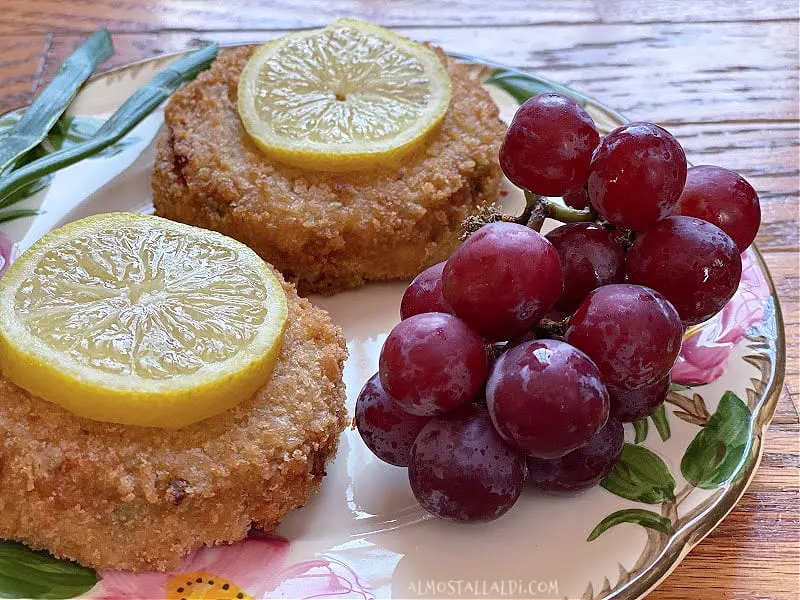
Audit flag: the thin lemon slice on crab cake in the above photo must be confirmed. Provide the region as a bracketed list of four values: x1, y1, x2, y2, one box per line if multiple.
[237, 18, 453, 172]
[0, 213, 289, 429]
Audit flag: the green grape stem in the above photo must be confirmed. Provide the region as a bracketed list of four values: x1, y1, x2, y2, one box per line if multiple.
[522, 191, 594, 230]
[546, 200, 594, 223]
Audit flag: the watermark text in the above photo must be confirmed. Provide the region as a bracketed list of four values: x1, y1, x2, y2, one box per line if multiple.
[407, 578, 559, 598]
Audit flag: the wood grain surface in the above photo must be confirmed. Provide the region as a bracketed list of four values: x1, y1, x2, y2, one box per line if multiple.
[0, 1, 797, 598]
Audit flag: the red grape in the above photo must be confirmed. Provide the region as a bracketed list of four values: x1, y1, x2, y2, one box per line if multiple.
[408, 404, 526, 522]
[355, 373, 431, 467]
[486, 339, 610, 458]
[676, 165, 761, 252]
[609, 375, 670, 423]
[527, 417, 624, 494]
[563, 186, 590, 209]
[499, 93, 600, 197]
[588, 122, 687, 230]
[545, 223, 626, 314]
[442, 221, 563, 341]
[400, 261, 453, 320]
[565, 284, 683, 391]
[627, 216, 742, 325]
[379, 312, 487, 416]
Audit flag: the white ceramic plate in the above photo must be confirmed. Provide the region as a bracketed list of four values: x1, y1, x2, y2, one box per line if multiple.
[0, 49, 785, 600]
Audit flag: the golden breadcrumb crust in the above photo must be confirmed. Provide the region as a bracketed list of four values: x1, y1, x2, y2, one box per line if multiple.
[152, 45, 506, 295]
[0, 273, 347, 572]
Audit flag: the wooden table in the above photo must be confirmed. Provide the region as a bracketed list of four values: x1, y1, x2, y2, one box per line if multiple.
[0, 1, 797, 598]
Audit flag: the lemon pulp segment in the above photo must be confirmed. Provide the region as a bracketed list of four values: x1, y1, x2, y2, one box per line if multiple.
[237, 18, 452, 171]
[0, 213, 288, 429]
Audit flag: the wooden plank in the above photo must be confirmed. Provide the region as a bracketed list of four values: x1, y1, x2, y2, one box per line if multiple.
[2, 0, 796, 34]
[760, 251, 800, 418]
[0, 0, 600, 34]
[773, 390, 799, 425]
[31, 21, 799, 123]
[417, 22, 799, 123]
[0, 35, 50, 113]
[596, 0, 800, 23]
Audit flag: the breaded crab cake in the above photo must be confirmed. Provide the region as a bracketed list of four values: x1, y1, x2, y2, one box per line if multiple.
[152, 46, 506, 295]
[0, 272, 347, 572]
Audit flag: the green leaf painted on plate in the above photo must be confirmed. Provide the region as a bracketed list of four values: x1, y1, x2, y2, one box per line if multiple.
[651, 404, 671, 442]
[47, 116, 139, 157]
[0, 541, 98, 599]
[669, 382, 694, 392]
[587, 509, 675, 542]
[633, 419, 648, 444]
[0, 209, 43, 224]
[601, 443, 675, 504]
[681, 391, 753, 489]
[484, 70, 587, 105]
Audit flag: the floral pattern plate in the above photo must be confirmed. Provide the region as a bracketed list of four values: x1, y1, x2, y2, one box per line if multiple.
[0, 49, 785, 600]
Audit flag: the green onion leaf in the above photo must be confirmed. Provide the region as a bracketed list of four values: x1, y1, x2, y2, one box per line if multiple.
[0, 29, 113, 175]
[0, 42, 219, 209]
[0, 208, 43, 224]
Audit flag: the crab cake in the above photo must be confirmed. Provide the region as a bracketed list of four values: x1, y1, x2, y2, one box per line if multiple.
[0, 273, 347, 572]
[152, 45, 506, 296]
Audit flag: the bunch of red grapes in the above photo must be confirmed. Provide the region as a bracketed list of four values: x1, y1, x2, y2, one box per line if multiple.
[355, 92, 761, 523]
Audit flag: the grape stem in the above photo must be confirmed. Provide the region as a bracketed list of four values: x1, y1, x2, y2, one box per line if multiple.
[516, 190, 540, 226]
[519, 192, 548, 231]
[522, 191, 594, 230]
[460, 189, 595, 239]
[615, 227, 637, 250]
[547, 200, 594, 223]
[534, 316, 568, 340]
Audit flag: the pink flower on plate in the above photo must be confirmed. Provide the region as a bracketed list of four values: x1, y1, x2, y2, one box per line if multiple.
[0, 230, 19, 277]
[671, 249, 770, 385]
[92, 535, 290, 600]
[88, 533, 372, 600]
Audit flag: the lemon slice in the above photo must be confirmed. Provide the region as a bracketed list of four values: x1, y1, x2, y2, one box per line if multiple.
[0, 213, 288, 429]
[237, 18, 452, 171]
